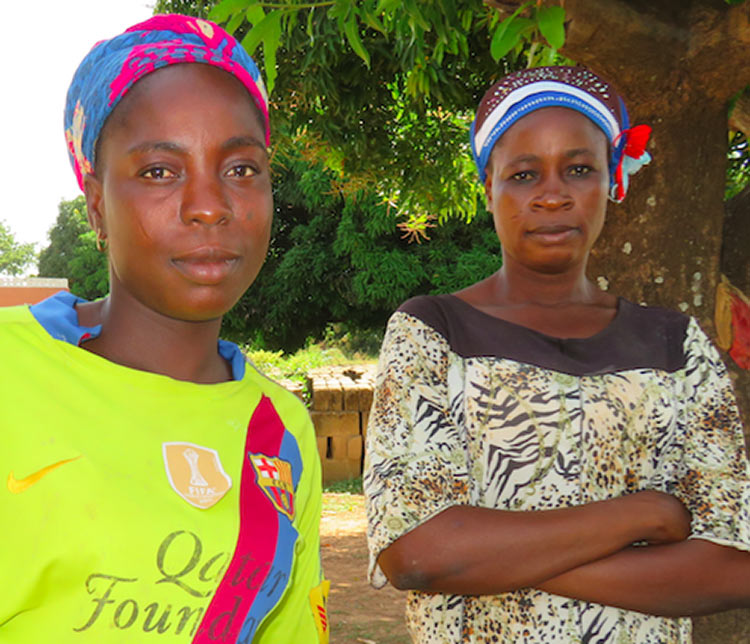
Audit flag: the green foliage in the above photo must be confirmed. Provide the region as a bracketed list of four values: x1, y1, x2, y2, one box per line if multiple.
[320, 322, 384, 357]
[246, 325, 379, 402]
[68, 231, 110, 300]
[208, 0, 564, 92]
[153, 0, 212, 17]
[37, 197, 109, 300]
[38, 197, 88, 278]
[727, 131, 750, 199]
[322, 476, 363, 493]
[247, 341, 357, 388]
[221, 145, 501, 350]
[0, 220, 36, 276]
[490, 2, 566, 65]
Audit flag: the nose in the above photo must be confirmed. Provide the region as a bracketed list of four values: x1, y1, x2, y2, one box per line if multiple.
[179, 172, 233, 226]
[531, 172, 573, 211]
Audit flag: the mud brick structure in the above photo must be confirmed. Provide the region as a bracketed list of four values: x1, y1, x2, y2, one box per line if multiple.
[0, 277, 69, 307]
[306, 364, 376, 484]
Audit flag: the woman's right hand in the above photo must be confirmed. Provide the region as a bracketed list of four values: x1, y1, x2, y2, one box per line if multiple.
[620, 490, 692, 545]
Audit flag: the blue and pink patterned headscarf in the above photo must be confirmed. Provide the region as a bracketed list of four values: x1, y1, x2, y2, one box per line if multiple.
[471, 66, 651, 203]
[64, 14, 269, 191]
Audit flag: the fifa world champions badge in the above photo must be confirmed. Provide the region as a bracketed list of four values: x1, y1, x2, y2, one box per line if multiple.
[162, 442, 232, 509]
[249, 454, 295, 519]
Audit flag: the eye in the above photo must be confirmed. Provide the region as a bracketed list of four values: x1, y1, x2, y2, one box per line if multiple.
[140, 166, 177, 180]
[568, 165, 592, 177]
[226, 164, 258, 178]
[510, 170, 535, 182]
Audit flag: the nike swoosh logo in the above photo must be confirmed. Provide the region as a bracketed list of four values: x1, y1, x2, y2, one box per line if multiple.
[7, 456, 81, 494]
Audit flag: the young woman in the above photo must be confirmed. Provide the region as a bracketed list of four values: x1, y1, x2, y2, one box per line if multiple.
[1, 15, 328, 644]
[364, 66, 750, 643]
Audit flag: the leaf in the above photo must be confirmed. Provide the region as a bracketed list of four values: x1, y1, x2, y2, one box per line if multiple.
[246, 5, 266, 26]
[361, 7, 386, 34]
[537, 5, 566, 50]
[344, 17, 371, 67]
[264, 40, 279, 96]
[491, 17, 525, 61]
[376, 0, 401, 13]
[433, 40, 445, 65]
[407, 3, 431, 32]
[262, 11, 283, 95]
[241, 10, 281, 55]
[225, 11, 245, 35]
[329, 0, 353, 21]
[489, 1, 534, 61]
[208, 0, 249, 24]
[306, 7, 316, 41]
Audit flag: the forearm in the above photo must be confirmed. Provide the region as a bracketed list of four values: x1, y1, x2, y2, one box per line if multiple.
[538, 539, 750, 616]
[378, 492, 686, 594]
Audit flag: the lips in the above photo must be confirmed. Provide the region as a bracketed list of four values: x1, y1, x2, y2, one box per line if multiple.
[171, 247, 242, 284]
[527, 224, 580, 244]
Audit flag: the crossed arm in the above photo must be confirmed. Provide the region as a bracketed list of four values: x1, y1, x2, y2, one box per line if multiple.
[373, 311, 750, 617]
[377, 492, 750, 617]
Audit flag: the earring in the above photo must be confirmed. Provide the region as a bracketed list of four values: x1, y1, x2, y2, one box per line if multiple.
[95, 230, 108, 252]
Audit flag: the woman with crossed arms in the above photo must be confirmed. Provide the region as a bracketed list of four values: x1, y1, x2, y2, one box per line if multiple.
[364, 66, 750, 643]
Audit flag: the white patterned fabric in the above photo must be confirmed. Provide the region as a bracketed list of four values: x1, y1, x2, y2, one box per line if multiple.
[364, 295, 750, 643]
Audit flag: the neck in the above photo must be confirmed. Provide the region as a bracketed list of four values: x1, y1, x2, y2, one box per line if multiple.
[493, 257, 601, 307]
[77, 284, 231, 384]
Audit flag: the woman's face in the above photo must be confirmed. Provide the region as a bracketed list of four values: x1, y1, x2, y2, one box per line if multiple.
[86, 64, 272, 322]
[484, 106, 610, 275]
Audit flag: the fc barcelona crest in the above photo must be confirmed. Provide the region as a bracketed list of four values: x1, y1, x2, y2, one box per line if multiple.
[249, 454, 295, 519]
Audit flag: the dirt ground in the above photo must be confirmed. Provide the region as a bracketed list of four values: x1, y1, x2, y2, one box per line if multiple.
[321, 493, 410, 644]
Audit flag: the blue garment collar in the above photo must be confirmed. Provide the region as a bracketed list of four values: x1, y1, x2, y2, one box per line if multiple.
[29, 291, 246, 381]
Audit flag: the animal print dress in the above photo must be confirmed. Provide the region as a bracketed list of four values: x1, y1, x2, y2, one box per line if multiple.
[364, 294, 750, 643]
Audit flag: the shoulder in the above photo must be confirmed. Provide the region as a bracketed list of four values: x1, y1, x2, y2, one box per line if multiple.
[614, 299, 691, 372]
[397, 294, 453, 329]
[380, 295, 461, 360]
[617, 298, 690, 331]
[242, 363, 315, 441]
[394, 294, 476, 344]
[0, 302, 33, 328]
[0, 303, 48, 347]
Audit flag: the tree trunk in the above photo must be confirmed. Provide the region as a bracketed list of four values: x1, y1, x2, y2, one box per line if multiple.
[730, 91, 750, 135]
[560, 4, 750, 639]
[485, 0, 750, 640]
[723, 173, 750, 296]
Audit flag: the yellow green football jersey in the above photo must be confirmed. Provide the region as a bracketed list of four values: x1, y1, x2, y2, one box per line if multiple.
[0, 293, 328, 644]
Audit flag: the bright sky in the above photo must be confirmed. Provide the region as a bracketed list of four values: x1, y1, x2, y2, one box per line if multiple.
[2, 0, 155, 252]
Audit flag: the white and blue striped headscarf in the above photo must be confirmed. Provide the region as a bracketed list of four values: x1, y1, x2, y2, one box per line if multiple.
[471, 66, 651, 203]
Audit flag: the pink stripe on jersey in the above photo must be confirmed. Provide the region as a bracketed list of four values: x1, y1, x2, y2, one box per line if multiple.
[193, 395, 285, 643]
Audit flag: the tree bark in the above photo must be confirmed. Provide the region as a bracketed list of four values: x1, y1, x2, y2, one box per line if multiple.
[730, 91, 750, 135]
[485, 1, 750, 640]
[722, 184, 750, 294]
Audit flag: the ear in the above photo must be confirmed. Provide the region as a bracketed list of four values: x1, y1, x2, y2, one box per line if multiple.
[83, 173, 105, 236]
